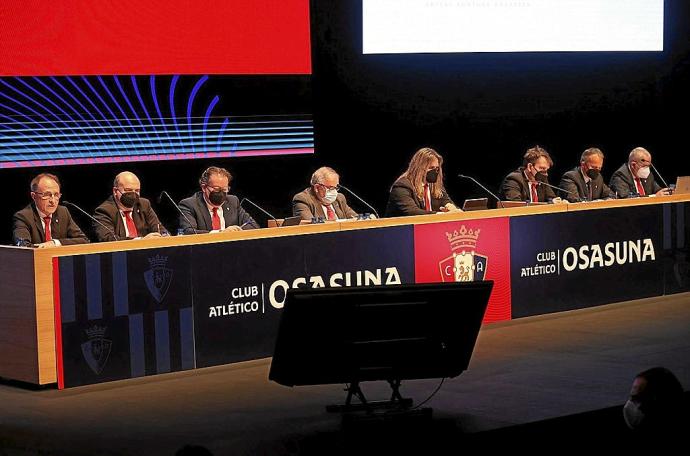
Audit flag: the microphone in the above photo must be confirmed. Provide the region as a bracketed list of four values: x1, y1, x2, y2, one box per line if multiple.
[158, 191, 198, 234]
[536, 181, 582, 202]
[338, 184, 379, 219]
[62, 201, 120, 241]
[457, 174, 505, 209]
[240, 197, 277, 227]
[649, 162, 671, 190]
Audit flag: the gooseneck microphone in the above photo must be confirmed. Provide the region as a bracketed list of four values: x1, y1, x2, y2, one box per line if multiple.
[62, 201, 120, 241]
[158, 191, 198, 234]
[536, 181, 582, 202]
[457, 174, 505, 209]
[649, 162, 671, 190]
[240, 198, 278, 227]
[338, 184, 379, 219]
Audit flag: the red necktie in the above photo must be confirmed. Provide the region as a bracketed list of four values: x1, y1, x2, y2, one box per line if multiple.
[124, 211, 138, 238]
[43, 216, 52, 241]
[531, 182, 539, 202]
[424, 184, 431, 211]
[212, 207, 221, 230]
[326, 205, 336, 221]
[634, 178, 646, 196]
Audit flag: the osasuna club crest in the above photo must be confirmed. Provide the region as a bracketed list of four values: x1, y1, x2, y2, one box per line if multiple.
[81, 325, 112, 375]
[144, 254, 173, 303]
[439, 225, 487, 282]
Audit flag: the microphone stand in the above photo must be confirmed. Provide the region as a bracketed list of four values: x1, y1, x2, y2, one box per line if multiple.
[240, 198, 278, 226]
[457, 174, 505, 209]
[62, 201, 120, 241]
[338, 184, 379, 219]
[158, 191, 198, 234]
[649, 163, 671, 191]
[536, 181, 582, 202]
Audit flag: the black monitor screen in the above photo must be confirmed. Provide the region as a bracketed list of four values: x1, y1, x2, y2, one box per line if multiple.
[269, 281, 493, 387]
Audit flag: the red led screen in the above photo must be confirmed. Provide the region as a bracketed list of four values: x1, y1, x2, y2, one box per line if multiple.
[0, 0, 311, 76]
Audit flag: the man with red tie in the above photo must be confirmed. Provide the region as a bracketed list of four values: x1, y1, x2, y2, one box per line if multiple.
[499, 145, 563, 203]
[558, 147, 616, 202]
[178, 166, 258, 234]
[93, 171, 165, 241]
[385, 147, 459, 217]
[293, 167, 359, 221]
[12, 173, 89, 248]
[609, 147, 670, 198]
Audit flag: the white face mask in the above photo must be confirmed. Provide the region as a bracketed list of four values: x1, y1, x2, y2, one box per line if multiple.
[636, 166, 651, 179]
[623, 400, 645, 429]
[323, 189, 338, 204]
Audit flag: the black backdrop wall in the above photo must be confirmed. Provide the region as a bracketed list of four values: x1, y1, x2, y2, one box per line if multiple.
[2, 0, 689, 243]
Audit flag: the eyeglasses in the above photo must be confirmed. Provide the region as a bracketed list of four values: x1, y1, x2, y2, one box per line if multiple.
[33, 191, 61, 200]
[205, 185, 229, 193]
[317, 183, 340, 191]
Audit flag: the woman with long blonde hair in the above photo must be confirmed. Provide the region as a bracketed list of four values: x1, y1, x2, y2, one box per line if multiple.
[385, 147, 459, 217]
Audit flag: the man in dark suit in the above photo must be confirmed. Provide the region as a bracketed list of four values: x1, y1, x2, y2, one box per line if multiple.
[499, 145, 563, 203]
[178, 166, 259, 234]
[93, 171, 165, 241]
[559, 147, 616, 202]
[609, 147, 669, 198]
[293, 167, 359, 221]
[12, 173, 89, 247]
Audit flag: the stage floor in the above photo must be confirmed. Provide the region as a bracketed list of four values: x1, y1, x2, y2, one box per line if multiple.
[2, 293, 689, 455]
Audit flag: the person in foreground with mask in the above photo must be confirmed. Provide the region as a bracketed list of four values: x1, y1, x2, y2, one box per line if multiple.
[179, 166, 258, 234]
[609, 147, 670, 198]
[499, 145, 563, 203]
[385, 147, 459, 217]
[558, 147, 616, 202]
[293, 166, 359, 221]
[623, 366, 685, 437]
[93, 171, 165, 241]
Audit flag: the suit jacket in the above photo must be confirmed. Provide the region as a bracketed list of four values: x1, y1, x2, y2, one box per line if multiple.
[292, 187, 358, 220]
[93, 196, 163, 241]
[499, 167, 556, 202]
[385, 176, 453, 217]
[179, 192, 259, 233]
[558, 167, 616, 202]
[609, 163, 662, 198]
[12, 203, 89, 246]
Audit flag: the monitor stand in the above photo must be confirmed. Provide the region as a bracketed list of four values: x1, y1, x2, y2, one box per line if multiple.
[326, 379, 413, 413]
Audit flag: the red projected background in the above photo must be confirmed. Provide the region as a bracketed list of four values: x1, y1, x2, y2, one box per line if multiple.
[0, 0, 311, 76]
[0, 0, 312, 168]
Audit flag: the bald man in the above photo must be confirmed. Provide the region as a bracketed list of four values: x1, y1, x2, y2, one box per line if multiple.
[609, 147, 669, 198]
[292, 166, 359, 221]
[93, 171, 165, 241]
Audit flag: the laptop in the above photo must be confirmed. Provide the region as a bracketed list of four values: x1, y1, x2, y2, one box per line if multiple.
[673, 176, 690, 194]
[280, 215, 303, 227]
[462, 198, 489, 211]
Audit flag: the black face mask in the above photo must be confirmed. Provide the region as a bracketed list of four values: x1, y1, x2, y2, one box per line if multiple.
[586, 168, 600, 180]
[426, 169, 439, 183]
[534, 171, 548, 183]
[119, 191, 139, 209]
[208, 189, 226, 206]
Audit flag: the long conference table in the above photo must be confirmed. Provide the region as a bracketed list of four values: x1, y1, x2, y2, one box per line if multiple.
[1, 195, 688, 388]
